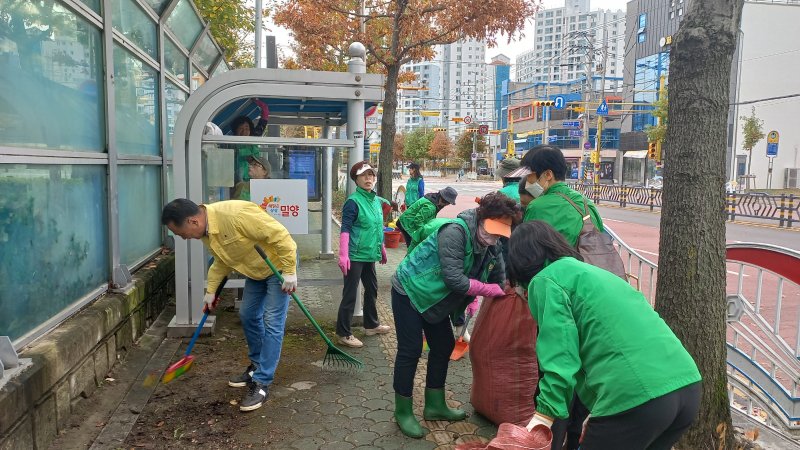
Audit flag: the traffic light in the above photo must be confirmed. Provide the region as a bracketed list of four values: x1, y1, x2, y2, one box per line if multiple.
[533, 101, 555, 107]
[433, 127, 446, 132]
[648, 141, 658, 159]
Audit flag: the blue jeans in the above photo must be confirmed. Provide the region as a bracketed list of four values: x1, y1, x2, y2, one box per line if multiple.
[241, 275, 289, 385]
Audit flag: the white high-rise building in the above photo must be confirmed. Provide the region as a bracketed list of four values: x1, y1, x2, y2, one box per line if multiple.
[397, 60, 442, 133]
[438, 39, 490, 139]
[515, 0, 625, 91]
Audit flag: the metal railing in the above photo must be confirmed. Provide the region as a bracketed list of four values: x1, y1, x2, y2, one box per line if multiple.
[606, 228, 800, 434]
[569, 182, 799, 227]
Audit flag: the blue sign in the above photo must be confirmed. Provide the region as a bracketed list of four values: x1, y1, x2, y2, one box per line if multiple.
[554, 95, 567, 110]
[597, 100, 609, 116]
[288, 150, 319, 199]
[767, 142, 778, 157]
[563, 121, 581, 128]
[584, 142, 592, 150]
[569, 130, 583, 137]
[548, 136, 558, 143]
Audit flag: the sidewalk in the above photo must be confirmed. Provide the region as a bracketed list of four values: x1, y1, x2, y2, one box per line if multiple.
[50, 213, 496, 449]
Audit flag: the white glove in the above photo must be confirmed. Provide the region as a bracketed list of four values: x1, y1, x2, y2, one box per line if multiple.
[526, 412, 554, 432]
[203, 292, 217, 312]
[281, 273, 298, 293]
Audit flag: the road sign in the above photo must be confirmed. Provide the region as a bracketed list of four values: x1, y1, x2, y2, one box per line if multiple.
[767, 130, 779, 157]
[548, 136, 558, 143]
[471, 152, 477, 160]
[554, 96, 566, 110]
[584, 142, 591, 150]
[478, 124, 489, 135]
[597, 100, 609, 116]
[563, 121, 581, 128]
[464, 115, 473, 124]
[569, 130, 583, 137]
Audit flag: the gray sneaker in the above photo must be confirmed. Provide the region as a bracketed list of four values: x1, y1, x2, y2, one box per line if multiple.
[240, 381, 268, 412]
[228, 363, 256, 388]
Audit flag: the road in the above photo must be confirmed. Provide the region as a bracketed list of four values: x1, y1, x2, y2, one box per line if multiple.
[402, 178, 800, 254]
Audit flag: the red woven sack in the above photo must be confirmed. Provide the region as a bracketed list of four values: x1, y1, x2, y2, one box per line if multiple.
[469, 289, 539, 426]
[455, 423, 552, 450]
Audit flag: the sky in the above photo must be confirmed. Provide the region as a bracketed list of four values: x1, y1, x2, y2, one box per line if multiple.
[263, 0, 630, 65]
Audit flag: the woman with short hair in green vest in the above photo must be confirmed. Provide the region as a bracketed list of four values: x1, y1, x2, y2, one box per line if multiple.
[336, 161, 391, 349]
[396, 187, 458, 249]
[390, 193, 520, 438]
[404, 162, 424, 208]
[508, 221, 701, 450]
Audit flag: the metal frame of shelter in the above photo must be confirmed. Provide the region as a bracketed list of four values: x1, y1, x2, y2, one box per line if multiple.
[171, 45, 383, 331]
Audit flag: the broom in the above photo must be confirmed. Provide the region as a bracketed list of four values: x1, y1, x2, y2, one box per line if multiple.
[161, 277, 228, 383]
[254, 246, 363, 371]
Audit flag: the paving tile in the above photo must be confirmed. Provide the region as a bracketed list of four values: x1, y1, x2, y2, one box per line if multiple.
[319, 442, 356, 450]
[291, 437, 327, 449]
[362, 398, 390, 410]
[364, 409, 395, 422]
[340, 406, 371, 419]
[344, 430, 379, 446]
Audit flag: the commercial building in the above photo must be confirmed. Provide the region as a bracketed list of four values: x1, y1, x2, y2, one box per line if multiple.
[621, 0, 799, 187]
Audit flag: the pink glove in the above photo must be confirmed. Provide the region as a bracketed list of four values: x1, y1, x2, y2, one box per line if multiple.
[380, 245, 387, 265]
[338, 233, 351, 275]
[466, 279, 504, 298]
[254, 99, 270, 120]
[466, 296, 481, 316]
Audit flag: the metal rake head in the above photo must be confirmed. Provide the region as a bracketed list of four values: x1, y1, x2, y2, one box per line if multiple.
[323, 347, 364, 372]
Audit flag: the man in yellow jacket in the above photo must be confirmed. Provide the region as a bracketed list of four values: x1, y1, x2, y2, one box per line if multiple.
[162, 198, 298, 413]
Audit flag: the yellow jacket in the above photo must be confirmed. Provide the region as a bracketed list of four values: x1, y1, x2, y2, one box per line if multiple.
[201, 201, 297, 294]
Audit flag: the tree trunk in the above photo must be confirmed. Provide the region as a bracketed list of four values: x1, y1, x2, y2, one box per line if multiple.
[747, 148, 753, 178]
[654, 0, 742, 448]
[377, 63, 400, 200]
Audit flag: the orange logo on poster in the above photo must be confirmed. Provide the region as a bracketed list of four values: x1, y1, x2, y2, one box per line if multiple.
[260, 195, 300, 217]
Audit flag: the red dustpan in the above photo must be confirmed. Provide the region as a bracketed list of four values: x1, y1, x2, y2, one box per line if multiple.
[450, 312, 474, 361]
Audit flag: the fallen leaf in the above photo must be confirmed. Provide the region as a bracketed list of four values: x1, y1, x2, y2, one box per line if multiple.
[155, 421, 165, 428]
[229, 399, 238, 405]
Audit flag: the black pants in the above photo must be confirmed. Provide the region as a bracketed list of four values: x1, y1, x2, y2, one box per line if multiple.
[396, 221, 412, 247]
[551, 395, 590, 450]
[581, 382, 702, 450]
[336, 261, 379, 337]
[392, 287, 455, 397]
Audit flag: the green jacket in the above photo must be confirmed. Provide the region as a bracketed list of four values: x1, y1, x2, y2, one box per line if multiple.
[405, 177, 421, 205]
[528, 257, 701, 419]
[498, 182, 521, 202]
[398, 197, 437, 244]
[347, 187, 384, 262]
[396, 209, 504, 323]
[523, 182, 604, 247]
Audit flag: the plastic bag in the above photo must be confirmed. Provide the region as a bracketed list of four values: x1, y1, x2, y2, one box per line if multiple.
[469, 288, 539, 426]
[455, 423, 552, 450]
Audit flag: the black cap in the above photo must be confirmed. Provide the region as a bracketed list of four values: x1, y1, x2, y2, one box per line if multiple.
[439, 187, 458, 205]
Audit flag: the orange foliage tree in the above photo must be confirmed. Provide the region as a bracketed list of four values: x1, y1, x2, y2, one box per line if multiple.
[393, 132, 406, 162]
[273, 0, 537, 197]
[429, 132, 453, 167]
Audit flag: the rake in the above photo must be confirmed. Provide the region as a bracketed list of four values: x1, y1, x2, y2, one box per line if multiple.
[254, 246, 363, 371]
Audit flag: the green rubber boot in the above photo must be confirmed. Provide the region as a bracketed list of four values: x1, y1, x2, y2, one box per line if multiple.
[394, 393, 425, 438]
[423, 388, 466, 421]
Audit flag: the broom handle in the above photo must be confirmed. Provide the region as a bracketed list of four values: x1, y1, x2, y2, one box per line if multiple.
[185, 277, 228, 356]
[254, 246, 331, 343]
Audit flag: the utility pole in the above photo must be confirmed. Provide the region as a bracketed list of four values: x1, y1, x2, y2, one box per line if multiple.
[593, 13, 609, 186]
[254, 0, 262, 67]
[579, 31, 594, 181]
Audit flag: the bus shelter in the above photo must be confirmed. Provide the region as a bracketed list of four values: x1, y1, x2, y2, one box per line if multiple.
[170, 44, 383, 334]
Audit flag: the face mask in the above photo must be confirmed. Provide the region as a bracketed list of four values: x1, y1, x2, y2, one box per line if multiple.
[525, 180, 546, 198]
[477, 222, 500, 246]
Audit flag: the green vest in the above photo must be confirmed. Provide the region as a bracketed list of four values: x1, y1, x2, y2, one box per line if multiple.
[347, 187, 384, 262]
[407, 217, 450, 252]
[396, 219, 476, 314]
[398, 197, 436, 242]
[405, 177, 421, 205]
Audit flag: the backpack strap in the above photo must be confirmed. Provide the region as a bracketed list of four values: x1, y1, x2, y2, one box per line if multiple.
[554, 192, 591, 222]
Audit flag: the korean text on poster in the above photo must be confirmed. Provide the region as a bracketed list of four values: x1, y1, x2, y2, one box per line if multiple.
[250, 179, 309, 234]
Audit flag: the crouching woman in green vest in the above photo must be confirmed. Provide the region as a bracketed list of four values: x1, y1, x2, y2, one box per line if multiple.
[390, 193, 520, 438]
[396, 187, 458, 249]
[507, 220, 702, 450]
